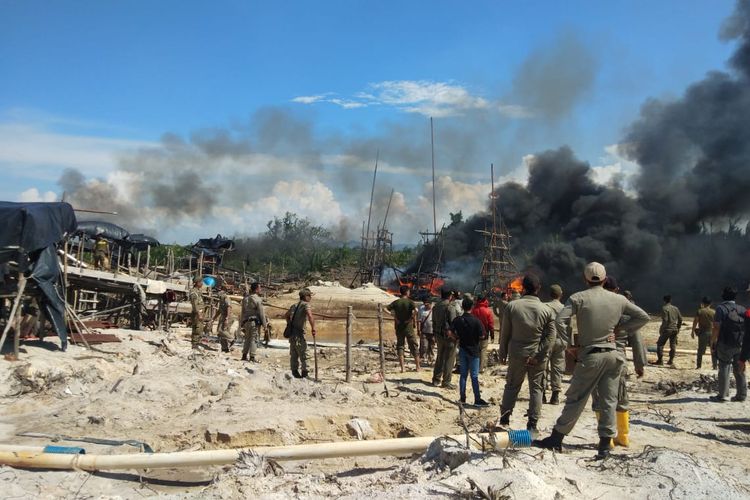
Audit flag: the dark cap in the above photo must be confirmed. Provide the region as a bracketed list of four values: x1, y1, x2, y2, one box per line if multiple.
[522, 273, 541, 293]
[603, 276, 619, 291]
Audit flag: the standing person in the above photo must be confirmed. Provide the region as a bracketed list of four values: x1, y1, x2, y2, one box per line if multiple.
[535, 262, 650, 459]
[591, 277, 648, 448]
[285, 288, 316, 378]
[492, 291, 510, 346]
[188, 276, 205, 349]
[710, 287, 747, 402]
[692, 297, 717, 369]
[93, 235, 110, 270]
[498, 274, 556, 432]
[453, 297, 490, 406]
[241, 282, 267, 362]
[387, 286, 420, 372]
[417, 298, 435, 364]
[471, 294, 495, 373]
[653, 295, 683, 365]
[214, 284, 234, 353]
[545, 284, 566, 405]
[432, 289, 459, 388]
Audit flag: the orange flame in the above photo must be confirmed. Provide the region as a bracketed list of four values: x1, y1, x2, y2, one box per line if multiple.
[508, 277, 524, 294]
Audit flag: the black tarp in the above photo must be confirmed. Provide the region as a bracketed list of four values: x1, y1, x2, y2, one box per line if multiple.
[0, 202, 76, 350]
[194, 234, 234, 252]
[76, 221, 130, 243]
[125, 234, 160, 251]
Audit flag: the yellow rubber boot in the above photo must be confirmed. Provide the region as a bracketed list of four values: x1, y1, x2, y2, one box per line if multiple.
[614, 411, 630, 447]
[595, 411, 615, 449]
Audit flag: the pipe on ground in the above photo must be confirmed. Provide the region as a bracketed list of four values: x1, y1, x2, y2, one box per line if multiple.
[0, 432, 529, 472]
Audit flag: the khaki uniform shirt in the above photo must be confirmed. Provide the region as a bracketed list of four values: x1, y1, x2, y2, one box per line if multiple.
[189, 288, 204, 320]
[432, 299, 458, 337]
[217, 291, 231, 316]
[546, 299, 567, 345]
[557, 285, 650, 352]
[500, 295, 556, 361]
[288, 301, 310, 335]
[660, 304, 683, 333]
[242, 293, 267, 327]
[696, 306, 715, 332]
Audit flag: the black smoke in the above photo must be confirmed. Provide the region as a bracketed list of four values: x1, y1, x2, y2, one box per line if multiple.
[422, 1, 750, 309]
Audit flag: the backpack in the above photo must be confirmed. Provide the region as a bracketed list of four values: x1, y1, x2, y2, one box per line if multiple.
[718, 303, 746, 349]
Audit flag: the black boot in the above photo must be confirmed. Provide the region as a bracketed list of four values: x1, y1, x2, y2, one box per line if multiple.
[534, 429, 564, 451]
[301, 370, 309, 378]
[459, 394, 466, 404]
[498, 410, 511, 427]
[474, 398, 489, 407]
[549, 391, 560, 405]
[596, 437, 612, 459]
[526, 418, 538, 432]
[292, 369, 302, 379]
[542, 391, 547, 404]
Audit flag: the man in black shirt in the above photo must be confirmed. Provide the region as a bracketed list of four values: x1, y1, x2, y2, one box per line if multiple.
[452, 297, 490, 406]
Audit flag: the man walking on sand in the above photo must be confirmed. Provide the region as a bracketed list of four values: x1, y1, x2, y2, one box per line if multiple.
[285, 288, 316, 379]
[241, 282, 267, 362]
[418, 298, 435, 364]
[387, 285, 420, 373]
[692, 297, 716, 369]
[535, 262, 650, 459]
[498, 274, 556, 432]
[432, 289, 459, 388]
[653, 295, 683, 366]
[545, 284, 566, 405]
[188, 276, 206, 349]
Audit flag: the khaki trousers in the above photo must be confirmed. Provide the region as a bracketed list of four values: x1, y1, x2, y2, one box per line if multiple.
[432, 334, 456, 386]
[500, 355, 546, 421]
[554, 349, 624, 438]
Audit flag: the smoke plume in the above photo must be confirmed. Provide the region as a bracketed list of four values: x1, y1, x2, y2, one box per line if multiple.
[426, 1, 750, 309]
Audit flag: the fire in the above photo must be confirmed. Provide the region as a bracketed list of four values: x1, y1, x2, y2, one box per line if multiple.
[388, 275, 445, 298]
[507, 277, 524, 294]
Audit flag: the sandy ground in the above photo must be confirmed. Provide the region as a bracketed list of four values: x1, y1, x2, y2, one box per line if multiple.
[1, 295, 749, 499]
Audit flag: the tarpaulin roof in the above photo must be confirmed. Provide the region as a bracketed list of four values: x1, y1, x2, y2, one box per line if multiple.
[0, 202, 76, 259]
[76, 221, 130, 243]
[194, 234, 234, 252]
[0, 201, 76, 350]
[126, 234, 160, 250]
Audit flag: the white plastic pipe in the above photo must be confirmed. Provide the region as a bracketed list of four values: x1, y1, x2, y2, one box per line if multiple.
[0, 433, 516, 471]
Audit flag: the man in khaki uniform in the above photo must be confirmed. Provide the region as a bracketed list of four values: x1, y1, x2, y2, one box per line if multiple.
[591, 277, 647, 447]
[432, 289, 460, 388]
[285, 288, 316, 378]
[93, 236, 110, 270]
[692, 297, 716, 369]
[654, 295, 683, 365]
[188, 276, 205, 349]
[545, 284, 566, 405]
[214, 284, 234, 353]
[536, 262, 650, 459]
[241, 282, 267, 362]
[387, 285, 420, 372]
[499, 274, 556, 432]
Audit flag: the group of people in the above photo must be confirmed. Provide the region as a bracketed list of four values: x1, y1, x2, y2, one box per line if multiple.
[386, 261, 750, 459]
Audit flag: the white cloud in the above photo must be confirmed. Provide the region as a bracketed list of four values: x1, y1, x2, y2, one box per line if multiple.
[17, 188, 58, 202]
[292, 80, 530, 118]
[0, 122, 154, 179]
[590, 144, 640, 192]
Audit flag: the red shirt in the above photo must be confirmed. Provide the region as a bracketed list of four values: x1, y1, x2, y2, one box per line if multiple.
[471, 299, 495, 334]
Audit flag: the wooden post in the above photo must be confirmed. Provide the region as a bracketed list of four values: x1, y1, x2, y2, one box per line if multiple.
[377, 303, 385, 378]
[0, 275, 27, 358]
[267, 262, 272, 287]
[63, 240, 69, 323]
[146, 245, 151, 276]
[345, 306, 353, 382]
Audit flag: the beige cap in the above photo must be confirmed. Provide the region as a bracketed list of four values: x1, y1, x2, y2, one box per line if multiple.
[584, 262, 606, 283]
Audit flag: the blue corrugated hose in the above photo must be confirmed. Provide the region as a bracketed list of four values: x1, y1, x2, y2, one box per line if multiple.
[507, 429, 532, 448]
[43, 445, 86, 455]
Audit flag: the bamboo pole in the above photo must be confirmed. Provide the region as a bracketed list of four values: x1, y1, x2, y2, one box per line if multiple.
[145, 245, 151, 276]
[345, 306, 353, 382]
[0, 275, 27, 358]
[0, 432, 523, 471]
[378, 303, 386, 378]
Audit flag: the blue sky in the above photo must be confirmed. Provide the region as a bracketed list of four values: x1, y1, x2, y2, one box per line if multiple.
[0, 0, 740, 243]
